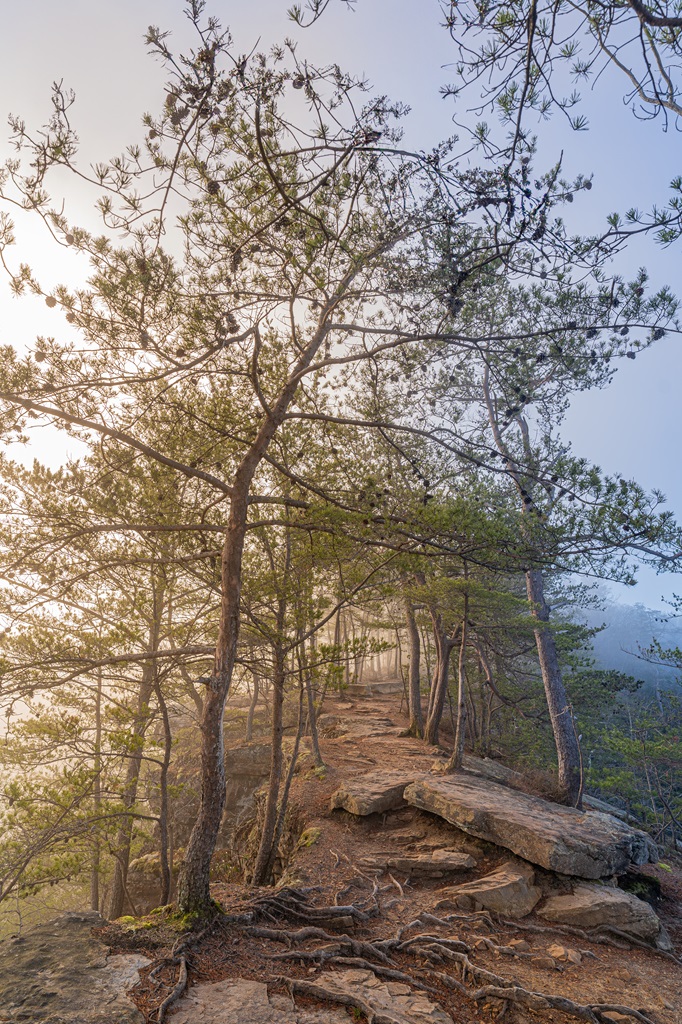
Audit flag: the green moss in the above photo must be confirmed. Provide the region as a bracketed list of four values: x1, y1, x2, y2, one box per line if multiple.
[296, 827, 321, 850]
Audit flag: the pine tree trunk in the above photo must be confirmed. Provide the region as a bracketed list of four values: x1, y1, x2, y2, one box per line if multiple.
[424, 622, 454, 746]
[176, 315, 340, 914]
[108, 663, 154, 919]
[526, 569, 582, 807]
[403, 597, 423, 738]
[155, 679, 172, 906]
[447, 592, 469, 771]
[251, 643, 286, 885]
[176, 486, 249, 915]
[301, 636, 323, 767]
[90, 667, 102, 913]
[246, 668, 260, 743]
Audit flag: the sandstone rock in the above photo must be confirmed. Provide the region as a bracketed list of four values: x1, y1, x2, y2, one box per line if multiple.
[531, 955, 558, 970]
[330, 770, 427, 815]
[461, 754, 524, 787]
[357, 849, 476, 877]
[434, 859, 541, 918]
[302, 969, 452, 1024]
[582, 794, 628, 821]
[318, 713, 402, 740]
[173, 972, 451, 1024]
[404, 774, 657, 878]
[538, 882, 672, 950]
[225, 742, 272, 776]
[172, 977, 348, 1023]
[224, 742, 272, 825]
[0, 911, 148, 1023]
[508, 938, 531, 952]
[547, 942, 582, 964]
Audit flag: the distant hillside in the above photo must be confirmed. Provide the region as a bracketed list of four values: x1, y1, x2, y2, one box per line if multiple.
[572, 599, 682, 693]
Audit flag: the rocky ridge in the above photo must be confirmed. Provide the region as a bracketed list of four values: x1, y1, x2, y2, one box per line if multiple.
[4, 693, 680, 1024]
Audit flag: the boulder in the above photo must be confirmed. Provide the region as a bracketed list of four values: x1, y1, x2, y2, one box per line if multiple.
[224, 742, 272, 823]
[404, 774, 657, 878]
[0, 911, 148, 1023]
[357, 849, 476, 877]
[435, 859, 542, 918]
[225, 742, 272, 776]
[538, 882, 673, 950]
[330, 770, 427, 815]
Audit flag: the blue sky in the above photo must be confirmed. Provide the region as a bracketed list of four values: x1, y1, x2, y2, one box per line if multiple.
[0, 0, 680, 607]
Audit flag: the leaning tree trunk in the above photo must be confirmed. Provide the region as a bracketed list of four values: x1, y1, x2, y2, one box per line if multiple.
[176, 484, 250, 915]
[176, 298, 345, 916]
[403, 597, 423, 738]
[526, 569, 582, 807]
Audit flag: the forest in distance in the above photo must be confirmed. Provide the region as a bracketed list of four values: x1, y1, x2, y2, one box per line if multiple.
[0, 0, 682, 940]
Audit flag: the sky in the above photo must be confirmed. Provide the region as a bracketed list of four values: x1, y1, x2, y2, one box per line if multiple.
[0, 0, 680, 608]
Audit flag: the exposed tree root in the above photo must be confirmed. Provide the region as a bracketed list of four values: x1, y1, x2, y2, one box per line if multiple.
[242, 906, 661, 1024]
[151, 955, 187, 1024]
[497, 916, 682, 963]
[278, 975, 420, 1024]
[148, 922, 216, 1023]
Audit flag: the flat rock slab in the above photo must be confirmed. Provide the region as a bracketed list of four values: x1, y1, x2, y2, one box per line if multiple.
[173, 978, 348, 1023]
[404, 774, 657, 878]
[538, 882, 672, 950]
[0, 911, 148, 1023]
[357, 849, 476, 877]
[318, 714, 402, 740]
[331, 770, 428, 815]
[435, 859, 541, 918]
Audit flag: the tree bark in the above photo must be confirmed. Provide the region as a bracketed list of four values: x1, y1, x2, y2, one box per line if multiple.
[90, 667, 102, 913]
[526, 569, 583, 807]
[447, 589, 469, 771]
[403, 597, 423, 738]
[154, 678, 173, 906]
[176, 485, 250, 914]
[251, 640, 286, 885]
[246, 667, 260, 743]
[108, 662, 155, 919]
[177, 297, 344, 915]
[424, 611, 455, 746]
[301, 635, 323, 767]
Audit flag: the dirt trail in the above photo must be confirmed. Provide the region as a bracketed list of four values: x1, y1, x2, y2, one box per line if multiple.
[115, 691, 682, 1024]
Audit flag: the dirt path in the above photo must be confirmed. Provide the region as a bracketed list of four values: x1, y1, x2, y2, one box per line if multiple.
[113, 691, 682, 1024]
